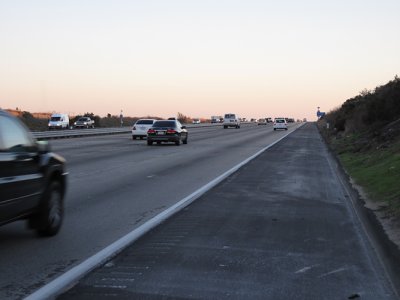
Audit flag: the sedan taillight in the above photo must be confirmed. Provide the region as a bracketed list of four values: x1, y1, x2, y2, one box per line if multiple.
[147, 129, 156, 134]
[167, 129, 177, 134]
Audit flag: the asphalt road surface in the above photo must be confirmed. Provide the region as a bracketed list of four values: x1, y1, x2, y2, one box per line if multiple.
[1, 122, 300, 299]
[58, 123, 397, 299]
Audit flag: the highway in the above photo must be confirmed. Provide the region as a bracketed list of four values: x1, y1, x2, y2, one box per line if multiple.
[0, 122, 300, 299]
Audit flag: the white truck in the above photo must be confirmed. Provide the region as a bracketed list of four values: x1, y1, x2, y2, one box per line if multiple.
[48, 113, 70, 130]
[223, 113, 241, 129]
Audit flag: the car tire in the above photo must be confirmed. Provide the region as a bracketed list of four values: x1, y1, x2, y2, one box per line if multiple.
[285, 128, 288, 130]
[224, 126, 227, 129]
[274, 128, 276, 131]
[183, 137, 188, 144]
[32, 181, 64, 237]
[147, 140, 153, 145]
[175, 140, 180, 146]
[132, 136, 136, 140]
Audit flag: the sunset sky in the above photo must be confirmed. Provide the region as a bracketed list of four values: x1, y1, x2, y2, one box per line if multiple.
[1, 0, 399, 121]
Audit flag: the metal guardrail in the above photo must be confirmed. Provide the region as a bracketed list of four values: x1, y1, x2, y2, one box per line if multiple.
[32, 127, 131, 140]
[32, 123, 227, 140]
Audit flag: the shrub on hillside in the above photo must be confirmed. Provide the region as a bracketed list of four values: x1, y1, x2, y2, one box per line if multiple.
[18, 111, 48, 131]
[99, 115, 137, 127]
[326, 76, 400, 134]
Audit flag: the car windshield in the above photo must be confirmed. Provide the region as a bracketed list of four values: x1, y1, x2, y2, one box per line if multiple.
[152, 121, 176, 128]
[136, 120, 154, 125]
[50, 117, 61, 121]
[78, 118, 88, 121]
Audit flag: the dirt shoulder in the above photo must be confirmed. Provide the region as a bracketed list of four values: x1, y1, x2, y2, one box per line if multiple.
[350, 178, 400, 250]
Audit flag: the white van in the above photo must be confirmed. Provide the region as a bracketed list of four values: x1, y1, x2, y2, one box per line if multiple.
[48, 113, 70, 130]
[223, 113, 240, 129]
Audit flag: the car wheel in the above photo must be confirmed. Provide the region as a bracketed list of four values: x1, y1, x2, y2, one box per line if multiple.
[175, 140, 180, 146]
[183, 136, 188, 144]
[147, 140, 153, 145]
[31, 181, 64, 237]
[132, 135, 136, 140]
[224, 126, 227, 129]
[274, 128, 276, 131]
[285, 128, 288, 130]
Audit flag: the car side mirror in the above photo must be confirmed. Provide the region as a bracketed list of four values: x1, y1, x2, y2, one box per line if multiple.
[37, 140, 51, 154]
[181, 125, 186, 129]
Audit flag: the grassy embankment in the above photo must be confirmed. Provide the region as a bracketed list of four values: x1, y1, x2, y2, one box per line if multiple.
[319, 76, 400, 217]
[331, 133, 400, 216]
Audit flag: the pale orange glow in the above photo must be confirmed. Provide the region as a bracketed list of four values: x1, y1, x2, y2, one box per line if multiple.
[1, 1, 399, 121]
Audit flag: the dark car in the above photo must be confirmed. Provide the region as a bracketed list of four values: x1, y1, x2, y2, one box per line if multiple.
[0, 110, 67, 236]
[74, 117, 94, 129]
[147, 120, 188, 146]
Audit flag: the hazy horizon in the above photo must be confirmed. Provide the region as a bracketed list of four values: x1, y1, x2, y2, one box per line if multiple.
[1, 1, 399, 121]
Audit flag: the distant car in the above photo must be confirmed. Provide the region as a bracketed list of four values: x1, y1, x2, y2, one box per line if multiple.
[266, 117, 273, 123]
[0, 109, 67, 236]
[132, 119, 155, 140]
[192, 119, 200, 124]
[258, 118, 267, 125]
[223, 113, 240, 129]
[211, 116, 222, 123]
[74, 117, 95, 129]
[273, 118, 288, 130]
[147, 120, 188, 146]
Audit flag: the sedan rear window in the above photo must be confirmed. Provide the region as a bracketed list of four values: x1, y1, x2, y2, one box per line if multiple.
[153, 121, 176, 127]
[136, 120, 154, 125]
[275, 119, 285, 123]
[224, 114, 235, 118]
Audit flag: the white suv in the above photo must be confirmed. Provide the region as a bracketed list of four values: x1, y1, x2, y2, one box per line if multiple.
[273, 118, 288, 130]
[223, 113, 240, 129]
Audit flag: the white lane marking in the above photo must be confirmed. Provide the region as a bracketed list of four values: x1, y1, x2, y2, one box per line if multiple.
[295, 266, 313, 274]
[318, 267, 348, 278]
[25, 124, 305, 300]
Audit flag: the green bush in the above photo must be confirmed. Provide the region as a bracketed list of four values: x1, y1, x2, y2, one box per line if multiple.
[324, 76, 400, 137]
